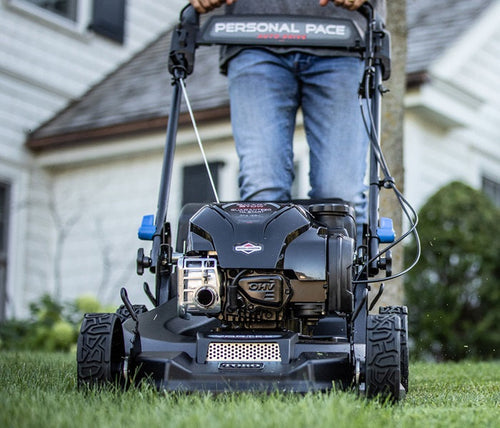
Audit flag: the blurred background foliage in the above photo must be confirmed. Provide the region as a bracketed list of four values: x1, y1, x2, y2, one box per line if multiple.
[0, 294, 113, 352]
[405, 181, 500, 361]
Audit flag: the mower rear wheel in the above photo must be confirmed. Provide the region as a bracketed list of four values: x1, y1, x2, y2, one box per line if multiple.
[379, 306, 409, 392]
[365, 314, 402, 401]
[77, 313, 125, 387]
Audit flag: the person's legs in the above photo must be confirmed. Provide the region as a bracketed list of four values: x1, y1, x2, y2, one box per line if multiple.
[299, 55, 368, 225]
[228, 51, 369, 230]
[227, 49, 299, 201]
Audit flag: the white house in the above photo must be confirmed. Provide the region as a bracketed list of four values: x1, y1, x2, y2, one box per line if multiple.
[3, 0, 500, 318]
[404, 0, 500, 209]
[0, 0, 188, 319]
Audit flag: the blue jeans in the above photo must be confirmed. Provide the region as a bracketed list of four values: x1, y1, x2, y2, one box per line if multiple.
[227, 49, 368, 225]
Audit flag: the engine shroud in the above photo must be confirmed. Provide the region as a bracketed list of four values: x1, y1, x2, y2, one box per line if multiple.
[178, 202, 355, 330]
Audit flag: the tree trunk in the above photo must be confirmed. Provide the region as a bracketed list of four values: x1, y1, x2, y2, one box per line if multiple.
[378, 0, 407, 306]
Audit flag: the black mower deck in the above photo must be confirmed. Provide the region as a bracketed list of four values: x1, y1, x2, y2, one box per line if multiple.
[120, 302, 354, 392]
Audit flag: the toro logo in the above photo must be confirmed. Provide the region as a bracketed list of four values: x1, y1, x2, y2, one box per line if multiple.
[218, 362, 264, 371]
[234, 242, 263, 255]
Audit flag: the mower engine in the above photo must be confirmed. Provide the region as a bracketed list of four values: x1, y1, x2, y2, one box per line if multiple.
[177, 202, 356, 333]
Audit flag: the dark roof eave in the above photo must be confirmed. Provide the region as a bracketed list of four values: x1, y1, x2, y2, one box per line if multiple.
[27, 72, 427, 153]
[26, 105, 231, 152]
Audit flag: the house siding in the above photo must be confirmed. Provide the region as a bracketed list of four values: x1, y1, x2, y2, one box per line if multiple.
[27, 131, 241, 308]
[0, 0, 185, 317]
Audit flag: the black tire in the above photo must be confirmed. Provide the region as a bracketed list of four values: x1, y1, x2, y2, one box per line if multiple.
[365, 314, 402, 401]
[115, 304, 148, 323]
[380, 306, 409, 392]
[77, 313, 125, 387]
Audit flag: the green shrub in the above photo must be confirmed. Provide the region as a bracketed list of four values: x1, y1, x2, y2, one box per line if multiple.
[0, 319, 32, 350]
[404, 181, 500, 361]
[0, 294, 111, 352]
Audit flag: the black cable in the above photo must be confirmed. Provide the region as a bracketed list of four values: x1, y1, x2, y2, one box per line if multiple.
[355, 87, 421, 284]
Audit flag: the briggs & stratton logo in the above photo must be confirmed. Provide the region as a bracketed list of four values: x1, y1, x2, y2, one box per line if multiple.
[234, 242, 263, 255]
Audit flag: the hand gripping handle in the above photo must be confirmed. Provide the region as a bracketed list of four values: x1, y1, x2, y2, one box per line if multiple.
[358, 1, 374, 22]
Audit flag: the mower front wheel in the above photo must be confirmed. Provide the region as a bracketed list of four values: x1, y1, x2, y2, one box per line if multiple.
[77, 313, 125, 387]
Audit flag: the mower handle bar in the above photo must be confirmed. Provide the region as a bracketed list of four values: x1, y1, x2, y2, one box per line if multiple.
[179, 1, 374, 24]
[170, 1, 379, 77]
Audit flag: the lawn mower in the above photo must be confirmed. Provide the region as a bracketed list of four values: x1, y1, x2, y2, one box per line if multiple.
[77, 2, 418, 401]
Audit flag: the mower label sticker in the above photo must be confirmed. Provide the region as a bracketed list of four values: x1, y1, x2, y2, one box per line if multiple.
[234, 242, 263, 255]
[200, 16, 358, 47]
[225, 202, 279, 216]
[213, 22, 347, 37]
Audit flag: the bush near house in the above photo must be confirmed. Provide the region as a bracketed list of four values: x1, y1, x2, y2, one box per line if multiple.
[0, 294, 109, 352]
[404, 181, 500, 361]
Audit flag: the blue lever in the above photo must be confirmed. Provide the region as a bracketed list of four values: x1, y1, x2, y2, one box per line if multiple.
[377, 217, 395, 243]
[138, 214, 155, 240]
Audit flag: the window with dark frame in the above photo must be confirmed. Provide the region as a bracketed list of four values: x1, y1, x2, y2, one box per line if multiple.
[482, 176, 500, 208]
[182, 162, 224, 206]
[16, 0, 126, 44]
[0, 183, 10, 322]
[23, 0, 78, 21]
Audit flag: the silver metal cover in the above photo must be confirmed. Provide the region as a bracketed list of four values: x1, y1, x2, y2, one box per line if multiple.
[206, 342, 281, 362]
[177, 257, 221, 315]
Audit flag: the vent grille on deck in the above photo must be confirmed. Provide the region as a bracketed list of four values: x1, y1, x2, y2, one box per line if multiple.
[206, 342, 281, 362]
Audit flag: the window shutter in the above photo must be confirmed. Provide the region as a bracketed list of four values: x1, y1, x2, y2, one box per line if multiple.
[0, 182, 9, 322]
[182, 162, 224, 206]
[91, 0, 126, 44]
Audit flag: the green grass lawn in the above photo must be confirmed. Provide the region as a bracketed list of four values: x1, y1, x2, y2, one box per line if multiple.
[0, 352, 498, 428]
